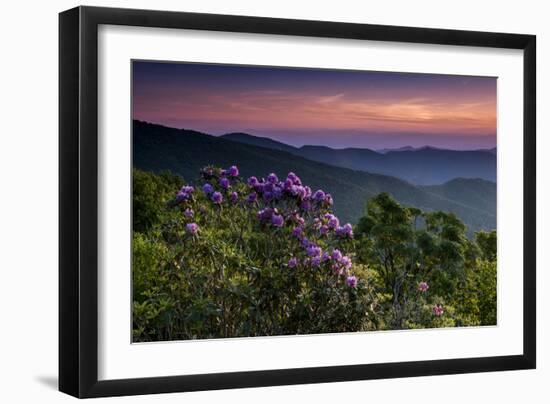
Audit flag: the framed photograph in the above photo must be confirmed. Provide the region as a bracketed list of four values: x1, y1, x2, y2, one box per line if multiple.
[59, 6, 536, 398]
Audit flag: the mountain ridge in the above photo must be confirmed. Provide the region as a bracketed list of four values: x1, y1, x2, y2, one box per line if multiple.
[221, 131, 496, 185]
[134, 120, 495, 233]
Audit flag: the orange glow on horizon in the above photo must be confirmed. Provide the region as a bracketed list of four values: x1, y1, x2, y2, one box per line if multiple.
[134, 90, 496, 136]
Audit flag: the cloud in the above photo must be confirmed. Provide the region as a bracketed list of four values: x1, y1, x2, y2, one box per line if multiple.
[134, 86, 496, 136]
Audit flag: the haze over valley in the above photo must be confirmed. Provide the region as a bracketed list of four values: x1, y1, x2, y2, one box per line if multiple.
[133, 120, 496, 234]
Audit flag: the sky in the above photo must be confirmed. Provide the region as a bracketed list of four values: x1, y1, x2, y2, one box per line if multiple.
[132, 61, 497, 150]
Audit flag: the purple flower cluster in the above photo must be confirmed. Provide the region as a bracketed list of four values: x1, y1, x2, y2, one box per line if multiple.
[176, 185, 194, 202]
[202, 183, 214, 195]
[246, 171, 335, 212]
[433, 304, 444, 316]
[195, 165, 245, 206]
[329, 252, 353, 276]
[186, 222, 199, 235]
[176, 165, 360, 287]
[335, 223, 353, 238]
[257, 207, 274, 221]
[211, 191, 223, 204]
[271, 214, 284, 227]
[292, 226, 303, 238]
[318, 214, 353, 239]
[176, 166, 246, 240]
[247, 173, 346, 237]
[256, 207, 287, 228]
[418, 281, 429, 293]
[332, 249, 343, 261]
[306, 244, 322, 258]
[313, 189, 325, 201]
[202, 165, 240, 180]
[291, 236, 355, 282]
[325, 213, 339, 229]
[219, 177, 230, 189]
[243, 170, 358, 286]
[248, 176, 260, 187]
[346, 276, 358, 288]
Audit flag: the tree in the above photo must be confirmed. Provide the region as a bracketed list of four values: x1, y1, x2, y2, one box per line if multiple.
[355, 193, 471, 329]
[452, 230, 497, 326]
[475, 230, 497, 261]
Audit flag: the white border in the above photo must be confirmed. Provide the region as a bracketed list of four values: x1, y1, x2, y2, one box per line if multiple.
[98, 25, 524, 381]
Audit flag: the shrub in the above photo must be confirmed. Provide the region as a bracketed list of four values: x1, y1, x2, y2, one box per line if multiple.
[133, 166, 376, 341]
[133, 169, 497, 340]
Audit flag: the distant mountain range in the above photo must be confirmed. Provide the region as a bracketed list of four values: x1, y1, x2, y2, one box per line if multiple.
[376, 145, 496, 155]
[376, 146, 418, 154]
[133, 121, 496, 233]
[222, 133, 496, 185]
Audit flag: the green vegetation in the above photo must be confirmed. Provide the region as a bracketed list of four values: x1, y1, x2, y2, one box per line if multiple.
[355, 193, 497, 329]
[132, 167, 497, 342]
[133, 169, 184, 233]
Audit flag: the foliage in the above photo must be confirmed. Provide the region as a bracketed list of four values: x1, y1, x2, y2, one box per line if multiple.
[354, 193, 497, 329]
[133, 168, 497, 341]
[475, 230, 497, 261]
[133, 167, 376, 341]
[132, 169, 183, 233]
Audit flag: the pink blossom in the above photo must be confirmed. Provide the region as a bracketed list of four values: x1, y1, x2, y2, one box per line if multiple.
[433, 304, 444, 316]
[331, 249, 343, 261]
[331, 263, 344, 275]
[340, 256, 352, 269]
[185, 222, 199, 235]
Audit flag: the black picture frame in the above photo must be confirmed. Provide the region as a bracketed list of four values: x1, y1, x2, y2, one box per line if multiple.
[59, 5, 536, 398]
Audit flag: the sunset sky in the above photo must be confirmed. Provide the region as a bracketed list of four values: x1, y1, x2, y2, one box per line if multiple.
[132, 61, 497, 150]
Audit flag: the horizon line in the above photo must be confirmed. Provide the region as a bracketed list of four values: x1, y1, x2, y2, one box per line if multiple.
[133, 119, 497, 153]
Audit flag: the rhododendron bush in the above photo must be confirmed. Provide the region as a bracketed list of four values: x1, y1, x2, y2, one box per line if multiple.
[133, 166, 377, 341]
[133, 166, 497, 342]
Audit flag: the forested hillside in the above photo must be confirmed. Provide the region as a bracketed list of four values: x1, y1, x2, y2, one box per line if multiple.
[134, 120, 495, 233]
